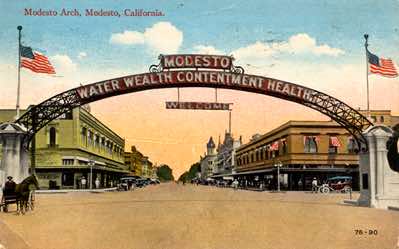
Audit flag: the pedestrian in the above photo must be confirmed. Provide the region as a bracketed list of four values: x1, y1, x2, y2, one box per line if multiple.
[81, 176, 87, 189]
[95, 178, 100, 189]
[235, 179, 239, 190]
[311, 177, 318, 193]
[298, 179, 303, 190]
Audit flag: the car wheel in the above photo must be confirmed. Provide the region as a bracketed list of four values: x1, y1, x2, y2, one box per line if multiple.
[343, 186, 351, 193]
[321, 187, 330, 194]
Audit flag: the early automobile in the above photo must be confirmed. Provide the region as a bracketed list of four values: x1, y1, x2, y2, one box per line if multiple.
[319, 176, 352, 193]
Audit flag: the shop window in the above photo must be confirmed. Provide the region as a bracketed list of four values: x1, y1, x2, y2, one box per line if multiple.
[347, 137, 358, 153]
[62, 159, 74, 165]
[304, 136, 318, 153]
[329, 136, 341, 154]
[328, 145, 338, 154]
[362, 173, 368, 189]
[81, 127, 87, 146]
[101, 137, 106, 149]
[88, 130, 93, 146]
[62, 172, 74, 186]
[95, 135, 100, 148]
[282, 140, 287, 154]
[49, 127, 56, 148]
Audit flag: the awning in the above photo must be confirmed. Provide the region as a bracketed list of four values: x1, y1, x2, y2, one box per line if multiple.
[36, 165, 129, 173]
[229, 167, 357, 176]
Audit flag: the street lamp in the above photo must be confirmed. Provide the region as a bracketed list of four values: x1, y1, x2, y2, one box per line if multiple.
[274, 161, 283, 192]
[89, 160, 95, 189]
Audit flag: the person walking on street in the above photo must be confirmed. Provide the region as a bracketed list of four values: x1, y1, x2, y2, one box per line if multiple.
[95, 178, 100, 189]
[312, 177, 318, 193]
[81, 176, 87, 189]
[233, 179, 239, 190]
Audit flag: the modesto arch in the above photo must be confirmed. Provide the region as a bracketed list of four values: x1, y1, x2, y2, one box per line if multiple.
[5, 54, 388, 204]
[16, 54, 372, 147]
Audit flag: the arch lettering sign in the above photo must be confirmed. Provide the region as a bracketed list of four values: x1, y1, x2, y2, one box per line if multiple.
[16, 54, 372, 149]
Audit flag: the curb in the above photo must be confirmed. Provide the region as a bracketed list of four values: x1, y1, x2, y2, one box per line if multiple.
[36, 187, 117, 194]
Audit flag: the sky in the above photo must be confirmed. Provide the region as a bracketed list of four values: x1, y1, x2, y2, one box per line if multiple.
[0, 0, 398, 178]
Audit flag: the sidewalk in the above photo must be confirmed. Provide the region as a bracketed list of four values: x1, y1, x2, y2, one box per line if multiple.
[36, 187, 117, 194]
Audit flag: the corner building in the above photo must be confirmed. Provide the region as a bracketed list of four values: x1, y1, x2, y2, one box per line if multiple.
[235, 121, 360, 190]
[0, 107, 128, 189]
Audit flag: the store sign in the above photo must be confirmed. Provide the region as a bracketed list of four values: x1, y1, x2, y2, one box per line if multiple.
[37, 173, 59, 179]
[165, 101, 231, 110]
[161, 54, 233, 70]
[75, 54, 318, 105]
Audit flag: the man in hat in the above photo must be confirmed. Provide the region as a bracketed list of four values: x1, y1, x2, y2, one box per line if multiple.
[3, 176, 16, 196]
[311, 177, 318, 193]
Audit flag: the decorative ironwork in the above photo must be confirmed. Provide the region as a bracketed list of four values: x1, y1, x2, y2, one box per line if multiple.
[302, 91, 372, 150]
[229, 55, 244, 74]
[149, 54, 164, 73]
[17, 89, 82, 143]
[16, 60, 373, 150]
[230, 65, 245, 74]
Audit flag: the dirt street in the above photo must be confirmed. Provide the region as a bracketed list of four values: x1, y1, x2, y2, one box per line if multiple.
[1, 183, 398, 249]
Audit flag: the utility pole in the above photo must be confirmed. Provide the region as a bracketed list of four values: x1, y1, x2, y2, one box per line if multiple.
[16, 25, 22, 119]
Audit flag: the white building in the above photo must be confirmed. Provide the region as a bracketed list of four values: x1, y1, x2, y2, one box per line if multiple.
[200, 137, 217, 179]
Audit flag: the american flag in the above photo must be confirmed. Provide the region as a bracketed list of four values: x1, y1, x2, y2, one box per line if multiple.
[367, 49, 398, 78]
[20, 45, 56, 74]
[330, 136, 341, 147]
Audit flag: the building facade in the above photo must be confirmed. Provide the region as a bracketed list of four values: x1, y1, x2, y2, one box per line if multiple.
[234, 110, 399, 191]
[214, 132, 242, 176]
[358, 109, 399, 127]
[0, 107, 128, 189]
[124, 146, 156, 178]
[199, 137, 217, 179]
[235, 121, 360, 190]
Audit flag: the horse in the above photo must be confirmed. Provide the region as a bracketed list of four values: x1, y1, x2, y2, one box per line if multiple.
[15, 175, 40, 215]
[387, 124, 399, 173]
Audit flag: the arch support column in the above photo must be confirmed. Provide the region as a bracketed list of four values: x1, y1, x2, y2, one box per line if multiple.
[0, 123, 30, 186]
[357, 126, 399, 209]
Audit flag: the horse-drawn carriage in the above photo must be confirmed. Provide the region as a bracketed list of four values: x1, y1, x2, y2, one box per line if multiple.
[0, 175, 39, 214]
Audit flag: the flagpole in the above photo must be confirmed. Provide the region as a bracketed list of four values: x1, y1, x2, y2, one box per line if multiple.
[16, 25, 22, 120]
[364, 34, 370, 118]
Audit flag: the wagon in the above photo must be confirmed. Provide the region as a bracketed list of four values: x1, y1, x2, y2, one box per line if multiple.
[0, 190, 35, 213]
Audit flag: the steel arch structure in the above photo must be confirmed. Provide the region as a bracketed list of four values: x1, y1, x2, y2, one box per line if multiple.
[16, 54, 373, 150]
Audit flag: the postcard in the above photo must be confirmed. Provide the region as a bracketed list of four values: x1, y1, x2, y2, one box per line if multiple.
[0, 1, 398, 249]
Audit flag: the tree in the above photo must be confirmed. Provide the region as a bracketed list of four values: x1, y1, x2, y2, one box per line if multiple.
[178, 172, 188, 182]
[156, 164, 174, 182]
[178, 162, 201, 182]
